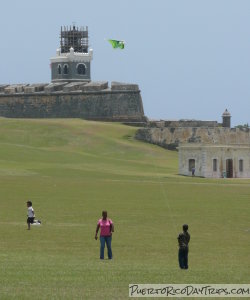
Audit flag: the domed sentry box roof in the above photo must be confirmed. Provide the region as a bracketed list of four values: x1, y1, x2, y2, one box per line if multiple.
[222, 109, 231, 117]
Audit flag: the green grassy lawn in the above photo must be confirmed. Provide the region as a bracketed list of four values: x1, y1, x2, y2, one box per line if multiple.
[0, 118, 249, 299]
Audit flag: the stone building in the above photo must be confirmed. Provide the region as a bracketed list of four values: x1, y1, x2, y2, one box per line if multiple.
[178, 144, 250, 178]
[50, 25, 93, 82]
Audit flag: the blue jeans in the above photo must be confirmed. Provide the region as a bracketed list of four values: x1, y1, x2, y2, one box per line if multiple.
[100, 236, 112, 259]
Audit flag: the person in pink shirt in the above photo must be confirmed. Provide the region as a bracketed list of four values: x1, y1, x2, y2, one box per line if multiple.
[95, 211, 114, 259]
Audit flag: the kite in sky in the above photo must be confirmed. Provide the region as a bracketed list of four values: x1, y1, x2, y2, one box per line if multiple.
[107, 39, 125, 49]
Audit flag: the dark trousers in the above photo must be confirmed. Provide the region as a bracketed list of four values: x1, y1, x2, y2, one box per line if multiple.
[27, 217, 34, 224]
[178, 248, 188, 269]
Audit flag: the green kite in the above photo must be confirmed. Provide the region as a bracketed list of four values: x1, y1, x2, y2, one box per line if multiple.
[108, 39, 125, 49]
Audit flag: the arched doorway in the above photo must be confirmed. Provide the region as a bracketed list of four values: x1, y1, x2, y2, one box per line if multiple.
[226, 159, 233, 178]
[189, 159, 195, 176]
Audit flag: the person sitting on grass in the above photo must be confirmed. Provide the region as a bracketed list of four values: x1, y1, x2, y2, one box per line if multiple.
[95, 211, 114, 260]
[26, 201, 41, 230]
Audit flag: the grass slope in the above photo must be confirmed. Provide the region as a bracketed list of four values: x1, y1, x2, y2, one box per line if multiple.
[0, 118, 249, 299]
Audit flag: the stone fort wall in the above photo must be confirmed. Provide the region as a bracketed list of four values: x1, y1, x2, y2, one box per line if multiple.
[136, 126, 250, 150]
[0, 81, 145, 122]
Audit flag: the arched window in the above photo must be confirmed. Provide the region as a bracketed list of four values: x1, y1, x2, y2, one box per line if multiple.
[58, 64, 62, 75]
[77, 63, 86, 75]
[63, 64, 69, 75]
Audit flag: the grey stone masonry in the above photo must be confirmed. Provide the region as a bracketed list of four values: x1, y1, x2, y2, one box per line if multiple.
[24, 84, 48, 93]
[81, 81, 108, 92]
[63, 82, 87, 92]
[51, 61, 91, 83]
[4, 84, 29, 94]
[0, 85, 9, 93]
[0, 81, 145, 122]
[147, 120, 218, 128]
[111, 81, 139, 91]
[136, 127, 250, 150]
[44, 82, 68, 93]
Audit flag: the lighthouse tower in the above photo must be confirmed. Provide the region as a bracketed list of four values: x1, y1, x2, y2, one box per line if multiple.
[50, 25, 93, 82]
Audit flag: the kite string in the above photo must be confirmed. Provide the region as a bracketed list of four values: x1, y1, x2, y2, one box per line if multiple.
[152, 154, 178, 234]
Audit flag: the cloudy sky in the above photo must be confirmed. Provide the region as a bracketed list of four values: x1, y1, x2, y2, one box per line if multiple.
[0, 0, 249, 126]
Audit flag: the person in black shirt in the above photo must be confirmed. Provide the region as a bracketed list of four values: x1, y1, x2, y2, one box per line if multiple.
[177, 224, 190, 269]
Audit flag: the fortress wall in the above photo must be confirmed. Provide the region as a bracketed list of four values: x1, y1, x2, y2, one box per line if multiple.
[148, 120, 218, 128]
[0, 90, 145, 122]
[136, 127, 250, 150]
